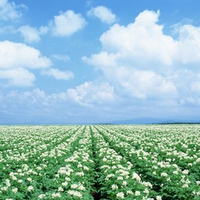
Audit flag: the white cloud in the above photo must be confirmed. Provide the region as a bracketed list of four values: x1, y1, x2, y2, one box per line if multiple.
[82, 51, 118, 68]
[18, 25, 49, 43]
[51, 10, 86, 37]
[2, 9, 200, 123]
[87, 6, 117, 24]
[39, 26, 49, 35]
[18, 25, 41, 43]
[0, 68, 35, 87]
[112, 68, 177, 99]
[0, 0, 26, 21]
[190, 81, 200, 94]
[0, 40, 51, 69]
[177, 24, 200, 64]
[83, 10, 200, 106]
[52, 54, 70, 62]
[0, 24, 15, 34]
[42, 68, 74, 80]
[0, 40, 51, 87]
[0, 87, 116, 124]
[99, 10, 176, 69]
[67, 81, 116, 105]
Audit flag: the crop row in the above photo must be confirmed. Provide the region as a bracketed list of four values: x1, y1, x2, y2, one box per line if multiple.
[94, 125, 200, 199]
[0, 125, 199, 200]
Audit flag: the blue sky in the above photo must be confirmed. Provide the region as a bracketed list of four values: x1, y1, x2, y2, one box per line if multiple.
[1, 0, 200, 124]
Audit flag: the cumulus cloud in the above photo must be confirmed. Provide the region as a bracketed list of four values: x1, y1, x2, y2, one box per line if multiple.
[87, 6, 117, 24]
[83, 9, 200, 106]
[0, 40, 51, 69]
[18, 25, 41, 43]
[177, 24, 200, 64]
[51, 10, 86, 37]
[2, 9, 200, 123]
[98, 10, 176, 69]
[112, 68, 177, 99]
[0, 40, 51, 87]
[42, 68, 74, 80]
[0, 0, 26, 21]
[67, 81, 116, 105]
[52, 54, 70, 62]
[18, 25, 49, 43]
[0, 87, 117, 124]
[0, 68, 35, 87]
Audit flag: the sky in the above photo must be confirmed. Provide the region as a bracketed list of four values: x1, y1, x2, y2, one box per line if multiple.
[1, 0, 200, 124]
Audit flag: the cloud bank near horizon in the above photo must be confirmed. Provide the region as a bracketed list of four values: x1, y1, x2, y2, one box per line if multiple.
[1, 1, 200, 123]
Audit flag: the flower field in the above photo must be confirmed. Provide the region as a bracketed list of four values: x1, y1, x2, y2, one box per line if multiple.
[0, 125, 199, 200]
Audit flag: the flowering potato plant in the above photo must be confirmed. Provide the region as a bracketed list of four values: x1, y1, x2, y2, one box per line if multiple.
[0, 124, 199, 199]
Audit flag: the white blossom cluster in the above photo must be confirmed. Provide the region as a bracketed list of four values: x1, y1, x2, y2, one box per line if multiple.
[0, 125, 199, 199]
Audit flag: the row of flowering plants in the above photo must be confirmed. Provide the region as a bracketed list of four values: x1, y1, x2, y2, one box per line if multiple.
[0, 125, 88, 199]
[95, 125, 200, 199]
[90, 126, 156, 200]
[0, 124, 199, 199]
[40, 126, 95, 199]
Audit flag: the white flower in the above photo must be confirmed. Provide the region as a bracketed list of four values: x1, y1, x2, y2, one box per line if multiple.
[68, 190, 82, 198]
[144, 188, 149, 194]
[65, 171, 71, 176]
[58, 187, 64, 192]
[10, 175, 17, 181]
[83, 166, 89, 171]
[182, 183, 189, 188]
[135, 191, 140, 196]
[27, 177, 32, 182]
[28, 186, 34, 192]
[161, 172, 168, 177]
[182, 169, 189, 174]
[71, 184, 79, 189]
[18, 179, 23, 183]
[62, 182, 68, 187]
[166, 177, 171, 182]
[117, 176, 123, 180]
[75, 172, 84, 176]
[65, 177, 71, 181]
[74, 191, 82, 197]
[122, 181, 127, 186]
[5, 179, 11, 187]
[58, 167, 66, 174]
[1, 186, 8, 191]
[12, 187, 18, 193]
[196, 158, 200, 162]
[116, 192, 124, 199]
[78, 164, 82, 168]
[132, 172, 141, 181]
[156, 196, 162, 200]
[37, 166, 42, 170]
[52, 192, 61, 198]
[38, 194, 46, 199]
[79, 185, 85, 191]
[105, 174, 114, 180]
[142, 181, 153, 188]
[126, 190, 133, 195]
[111, 184, 118, 190]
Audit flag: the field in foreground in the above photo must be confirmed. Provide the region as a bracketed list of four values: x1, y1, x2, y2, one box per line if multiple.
[0, 125, 199, 200]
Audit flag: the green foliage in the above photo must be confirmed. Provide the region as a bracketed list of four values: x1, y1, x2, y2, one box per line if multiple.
[0, 125, 199, 199]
